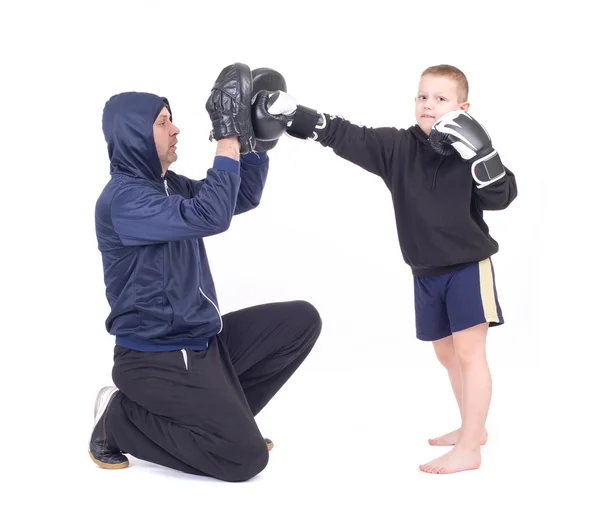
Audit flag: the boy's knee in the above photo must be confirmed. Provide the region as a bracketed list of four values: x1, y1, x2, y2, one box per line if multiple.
[433, 339, 456, 369]
[436, 352, 457, 370]
[454, 346, 484, 365]
[453, 325, 488, 364]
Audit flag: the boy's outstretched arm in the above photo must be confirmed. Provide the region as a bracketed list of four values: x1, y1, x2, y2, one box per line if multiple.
[252, 90, 406, 186]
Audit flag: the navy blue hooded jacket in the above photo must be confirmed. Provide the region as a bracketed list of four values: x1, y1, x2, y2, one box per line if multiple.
[95, 92, 269, 351]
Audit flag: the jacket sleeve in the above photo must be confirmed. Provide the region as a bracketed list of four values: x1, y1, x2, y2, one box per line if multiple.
[185, 152, 269, 216]
[111, 157, 241, 245]
[232, 151, 269, 215]
[472, 166, 518, 210]
[315, 114, 404, 185]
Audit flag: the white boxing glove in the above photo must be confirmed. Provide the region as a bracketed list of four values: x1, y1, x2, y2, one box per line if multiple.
[429, 110, 506, 188]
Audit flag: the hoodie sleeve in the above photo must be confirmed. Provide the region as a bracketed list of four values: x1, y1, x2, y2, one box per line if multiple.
[111, 157, 241, 245]
[472, 166, 518, 210]
[314, 114, 403, 185]
[233, 152, 269, 214]
[183, 152, 269, 216]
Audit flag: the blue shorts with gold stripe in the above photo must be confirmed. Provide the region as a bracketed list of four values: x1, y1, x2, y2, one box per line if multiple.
[413, 258, 503, 342]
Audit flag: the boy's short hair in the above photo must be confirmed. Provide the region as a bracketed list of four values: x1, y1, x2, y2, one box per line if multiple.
[421, 65, 469, 103]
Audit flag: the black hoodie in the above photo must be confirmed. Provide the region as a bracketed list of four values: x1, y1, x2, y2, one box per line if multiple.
[314, 114, 518, 276]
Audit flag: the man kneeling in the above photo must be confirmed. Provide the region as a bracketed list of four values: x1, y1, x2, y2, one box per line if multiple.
[90, 63, 321, 482]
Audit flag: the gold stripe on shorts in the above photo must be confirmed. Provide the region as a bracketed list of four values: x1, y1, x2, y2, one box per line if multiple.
[478, 258, 499, 323]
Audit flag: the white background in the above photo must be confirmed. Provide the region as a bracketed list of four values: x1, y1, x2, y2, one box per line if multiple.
[1, 1, 597, 515]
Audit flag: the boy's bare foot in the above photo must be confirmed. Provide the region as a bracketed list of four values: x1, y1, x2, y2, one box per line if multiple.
[419, 445, 481, 474]
[428, 428, 488, 446]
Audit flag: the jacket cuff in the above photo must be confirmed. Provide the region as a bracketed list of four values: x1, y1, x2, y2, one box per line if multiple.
[241, 151, 268, 165]
[213, 156, 240, 175]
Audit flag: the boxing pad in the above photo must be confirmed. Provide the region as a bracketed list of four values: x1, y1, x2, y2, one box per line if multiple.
[251, 67, 287, 152]
[206, 63, 255, 154]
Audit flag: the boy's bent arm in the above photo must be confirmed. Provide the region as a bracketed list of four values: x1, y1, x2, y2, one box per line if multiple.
[473, 167, 518, 210]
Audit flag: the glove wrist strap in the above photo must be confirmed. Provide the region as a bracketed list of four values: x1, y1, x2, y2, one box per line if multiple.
[287, 105, 322, 140]
[472, 150, 505, 188]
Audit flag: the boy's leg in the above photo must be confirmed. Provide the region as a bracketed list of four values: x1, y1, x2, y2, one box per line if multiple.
[420, 324, 490, 474]
[414, 275, 464, 444]
[91, 340, 270, 482]
[429, 335, 463, 444]
[453, 323, 492, 449]
[218, 300, 322, 416]
[428, 335, 489, 446]
[420, 258, 501, 474]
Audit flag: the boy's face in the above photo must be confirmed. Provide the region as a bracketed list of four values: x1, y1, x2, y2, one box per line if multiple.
[415, 74, 470, 135]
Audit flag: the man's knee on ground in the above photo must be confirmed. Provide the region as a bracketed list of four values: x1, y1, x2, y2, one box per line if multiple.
[183, 435, 269, 482]
[295, 300, 322, 332]
[218, 439, 270, 482]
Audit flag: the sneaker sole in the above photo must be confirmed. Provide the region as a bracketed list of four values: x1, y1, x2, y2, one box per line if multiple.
[88, 450, 129, 469]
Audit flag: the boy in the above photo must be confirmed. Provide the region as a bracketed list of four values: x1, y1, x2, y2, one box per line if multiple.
[251, 64, 518, 474]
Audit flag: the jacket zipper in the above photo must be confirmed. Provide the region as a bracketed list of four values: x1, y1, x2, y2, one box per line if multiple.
[198, 286, 223, 333]
[163, 174, 220, 334]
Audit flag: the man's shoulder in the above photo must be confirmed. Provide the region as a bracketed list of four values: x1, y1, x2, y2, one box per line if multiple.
[96, 175, 154, 211]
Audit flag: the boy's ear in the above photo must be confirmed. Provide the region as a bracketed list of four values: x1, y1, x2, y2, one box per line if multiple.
[460, 102, 471, 112]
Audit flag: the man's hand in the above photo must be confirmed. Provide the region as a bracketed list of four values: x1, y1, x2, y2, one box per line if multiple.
[205, 63, 255, 154]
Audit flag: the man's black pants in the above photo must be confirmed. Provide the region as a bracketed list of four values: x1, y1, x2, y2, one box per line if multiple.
[105, 301, 322, 481]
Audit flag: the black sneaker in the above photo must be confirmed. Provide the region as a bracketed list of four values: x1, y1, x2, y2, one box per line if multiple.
[88, 386, 129, 469]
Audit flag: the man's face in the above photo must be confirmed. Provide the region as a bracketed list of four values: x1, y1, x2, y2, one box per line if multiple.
[415, 74, 469, 135]
[153, 107, 179, 175]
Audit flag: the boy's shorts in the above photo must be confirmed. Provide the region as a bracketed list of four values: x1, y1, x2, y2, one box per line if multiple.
[413, 258, 503, 342]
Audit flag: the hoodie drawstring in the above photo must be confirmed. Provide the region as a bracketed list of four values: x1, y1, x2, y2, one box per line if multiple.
[431, 160, 443, 190]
